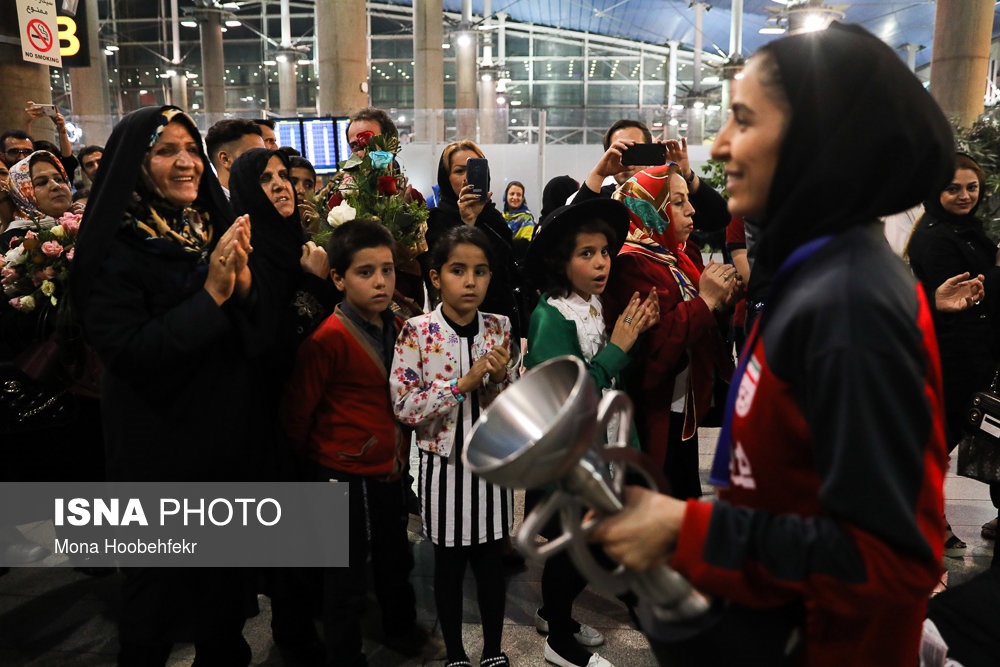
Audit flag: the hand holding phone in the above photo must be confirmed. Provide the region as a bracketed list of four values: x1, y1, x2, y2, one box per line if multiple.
[465, 158, 489, 200]
[26, 103, 58, 118]
[621, 143, 668, 167]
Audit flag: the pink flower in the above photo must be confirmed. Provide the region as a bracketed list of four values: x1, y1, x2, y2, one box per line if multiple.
[66, 247, 75, 261]
[8, 297, 19, 309]
[59, 214, 81, 234]
[9, 236, 20, 249]
[41, 241, 64, 257]
[35, 267, 55, 281]
[1, 266, 15, 280]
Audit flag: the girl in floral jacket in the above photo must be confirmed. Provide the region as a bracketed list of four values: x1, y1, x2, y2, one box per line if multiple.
[391, 225, 513, 667]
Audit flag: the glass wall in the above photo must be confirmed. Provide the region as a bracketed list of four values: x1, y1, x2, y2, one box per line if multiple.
[54, 1, 725, 143]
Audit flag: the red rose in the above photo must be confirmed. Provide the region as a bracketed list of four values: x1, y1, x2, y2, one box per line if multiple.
[354, 130, 376, 150]
[402, 185, 425, 205]
[327, 190, 344, 209]
[377, 176, 398, 195]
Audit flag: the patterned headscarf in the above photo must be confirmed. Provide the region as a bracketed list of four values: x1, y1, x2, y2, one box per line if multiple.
[73, 106, 233, 314]
[123, 108, 214, 252]
[613, 163, 700, 302]
[7, 150, 70, 223]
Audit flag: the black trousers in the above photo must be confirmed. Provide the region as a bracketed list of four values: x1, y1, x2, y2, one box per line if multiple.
[665, 413, 702, 500]
[312, 466, 416, 667]
[117, 567, 250, 666]
[433, 540, 507, 661]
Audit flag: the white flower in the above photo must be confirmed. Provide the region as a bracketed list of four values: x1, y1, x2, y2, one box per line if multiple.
[50, 295, 58, 306]
[40, 280, 56, 296]
[4, 246, 26, 266]
[19, 295, 35, 312]
[50, 225, 65, 238]
[327, 201, 357, 227]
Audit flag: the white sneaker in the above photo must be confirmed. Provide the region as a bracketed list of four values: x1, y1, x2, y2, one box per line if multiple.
[543, 639, 614, 667]
[535, 609, 605, 647]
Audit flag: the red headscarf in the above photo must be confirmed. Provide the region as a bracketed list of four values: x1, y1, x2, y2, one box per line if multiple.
[612, 164, 701, 298]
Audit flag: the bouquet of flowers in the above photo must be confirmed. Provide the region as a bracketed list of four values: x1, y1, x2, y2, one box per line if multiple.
[1, 212, 81, 314]
[313, 131, 428, 257]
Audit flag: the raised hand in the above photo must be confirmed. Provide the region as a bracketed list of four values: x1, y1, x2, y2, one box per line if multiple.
[935, 271, 985, 312]
[484, 343, 510, 383]
[610, 291, 656, 353]
[300, 241, 330, 278]
[458, 183, 489, 225]
[698, 261, 739, 312]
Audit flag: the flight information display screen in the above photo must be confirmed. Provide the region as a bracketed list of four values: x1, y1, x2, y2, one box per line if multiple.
[272, 116, 349, 174]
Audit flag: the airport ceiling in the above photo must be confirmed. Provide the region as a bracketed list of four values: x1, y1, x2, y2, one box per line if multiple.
[419, 1, 1000, 70]
[150, 2, 998, 73]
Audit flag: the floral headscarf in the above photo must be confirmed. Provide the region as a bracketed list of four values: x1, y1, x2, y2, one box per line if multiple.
[7, 150, 69, 224]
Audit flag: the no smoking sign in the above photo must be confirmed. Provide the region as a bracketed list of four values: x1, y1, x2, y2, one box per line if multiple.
[26, 19, 54, 52]
[16, 0, 62, 67]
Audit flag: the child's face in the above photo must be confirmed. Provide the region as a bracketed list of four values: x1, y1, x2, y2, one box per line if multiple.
[431, 242, 491, 323]
[331, 246, 396, 324]
[567, 231, 612, 299]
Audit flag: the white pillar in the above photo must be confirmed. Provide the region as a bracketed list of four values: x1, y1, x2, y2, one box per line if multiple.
[69, 0, 113, 144]
[277, 0, 296, 115]
[414, 0, 444, 143]
[197, 8, 225, 126]
[315, 0, 368, 116]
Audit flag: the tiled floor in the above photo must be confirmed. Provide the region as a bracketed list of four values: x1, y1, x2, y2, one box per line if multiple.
[0, 428, 995, 666]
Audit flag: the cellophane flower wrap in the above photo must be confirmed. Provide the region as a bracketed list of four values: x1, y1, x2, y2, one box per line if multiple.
[311, 132, 428, 254]
[1, 212, 82, 313]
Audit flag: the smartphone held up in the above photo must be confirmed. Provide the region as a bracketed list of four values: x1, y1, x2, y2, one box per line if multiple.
[621, 143, 668, 167]
[466, 158, 489, 201]
[27, 104, 58, 118]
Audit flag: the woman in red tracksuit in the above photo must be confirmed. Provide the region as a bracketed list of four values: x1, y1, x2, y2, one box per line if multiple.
[592, 23, 954, 667]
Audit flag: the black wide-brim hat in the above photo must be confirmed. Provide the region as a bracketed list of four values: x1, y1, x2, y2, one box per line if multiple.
[523, 198, 630, 285]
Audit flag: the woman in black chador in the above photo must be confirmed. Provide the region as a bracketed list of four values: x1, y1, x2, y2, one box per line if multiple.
[73, 106, 256, 666]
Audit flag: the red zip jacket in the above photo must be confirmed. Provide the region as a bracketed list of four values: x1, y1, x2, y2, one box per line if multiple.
[283, 306, 406, 479]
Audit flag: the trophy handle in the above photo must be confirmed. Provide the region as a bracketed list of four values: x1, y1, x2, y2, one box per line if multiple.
[597, 390, 634, 450]
[516, 490, 579, 560]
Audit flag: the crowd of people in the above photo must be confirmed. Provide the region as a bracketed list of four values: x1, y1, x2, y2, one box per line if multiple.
[2, 21, 1000, 667]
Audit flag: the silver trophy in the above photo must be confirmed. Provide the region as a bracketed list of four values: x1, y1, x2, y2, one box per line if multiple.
[465, 355, 710, 624]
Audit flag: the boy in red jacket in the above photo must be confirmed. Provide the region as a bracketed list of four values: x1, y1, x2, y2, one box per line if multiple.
[284, 220, 442, 666]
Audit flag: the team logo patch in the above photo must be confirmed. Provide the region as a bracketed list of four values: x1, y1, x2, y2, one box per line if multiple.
[730, 441, 757, 489]
[734, 354, 761, 418]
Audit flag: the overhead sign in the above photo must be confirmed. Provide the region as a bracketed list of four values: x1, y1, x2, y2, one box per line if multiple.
[16, 0, 63, 67]
[57, 0, 90, 66]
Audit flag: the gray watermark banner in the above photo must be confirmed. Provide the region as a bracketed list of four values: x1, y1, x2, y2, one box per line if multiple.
[0, 482, 349, 567]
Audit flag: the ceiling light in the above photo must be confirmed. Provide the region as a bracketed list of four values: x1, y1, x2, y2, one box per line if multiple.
[181, 19, 197, 28]
[801, 13, 829, 32]
[225, 19, 241, 27]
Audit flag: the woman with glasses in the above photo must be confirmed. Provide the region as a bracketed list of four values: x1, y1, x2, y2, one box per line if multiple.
[0, 150, 73, 248]
[0, 150, 104, 570]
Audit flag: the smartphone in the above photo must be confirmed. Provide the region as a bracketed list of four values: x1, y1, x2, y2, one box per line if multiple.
[466, 157, 489, 200]
[30, 104, 58, 118]
[621, 143, 667, 167]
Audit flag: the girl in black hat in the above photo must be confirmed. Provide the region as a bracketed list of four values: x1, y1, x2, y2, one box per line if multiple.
[523, 198, 657, 667]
